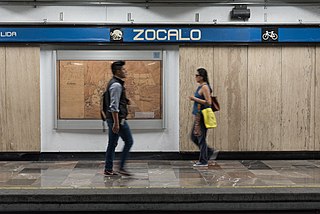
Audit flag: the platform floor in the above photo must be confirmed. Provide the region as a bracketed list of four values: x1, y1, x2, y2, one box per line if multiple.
[0, 159, 319, 212]
[0, 159, 319, 188]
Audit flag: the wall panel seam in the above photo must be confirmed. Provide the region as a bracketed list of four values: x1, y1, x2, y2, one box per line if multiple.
[212, 46, 215, 147]
[314, 46, 317, 152]
[4, 47, 7, 151]
[246, 46, 249, 151]
[280, 46, 283, 151]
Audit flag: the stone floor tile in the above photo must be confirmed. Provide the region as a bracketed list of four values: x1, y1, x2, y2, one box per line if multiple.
[0, 160, 318, 189]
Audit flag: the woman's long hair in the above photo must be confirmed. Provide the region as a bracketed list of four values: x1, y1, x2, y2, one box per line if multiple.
[197, 68, 212, 93]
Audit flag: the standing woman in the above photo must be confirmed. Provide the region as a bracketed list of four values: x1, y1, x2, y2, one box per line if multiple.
[189, 68, 216, 167]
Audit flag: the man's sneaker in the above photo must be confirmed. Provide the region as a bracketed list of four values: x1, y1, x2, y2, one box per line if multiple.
[104, 170, 118, 176]
[193, 162, 208, 167]
[118, 168, 132, 176]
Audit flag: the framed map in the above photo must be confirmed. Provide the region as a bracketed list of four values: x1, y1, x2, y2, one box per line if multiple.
[58, 60, 162, 120]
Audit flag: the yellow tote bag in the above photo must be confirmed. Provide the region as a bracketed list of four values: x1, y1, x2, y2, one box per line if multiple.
[202, 108, 217, 128]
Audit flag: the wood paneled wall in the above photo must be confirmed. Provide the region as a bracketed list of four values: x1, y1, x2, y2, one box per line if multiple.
[0, 48, 6, 151]
[281, 47, 315, 151]
[0, 47, 40, 152]
[214, 47, 247, 151]
[179, 47, 214, 151]
[316, 47, 320, 151]
[180, 46, 319, 152]
[247, 47, 282, 151]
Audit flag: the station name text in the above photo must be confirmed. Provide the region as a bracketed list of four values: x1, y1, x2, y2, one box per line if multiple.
[133, 29, 201, 41]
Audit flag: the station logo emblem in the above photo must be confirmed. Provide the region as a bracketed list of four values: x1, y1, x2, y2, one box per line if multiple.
[110, 28, 123, 42]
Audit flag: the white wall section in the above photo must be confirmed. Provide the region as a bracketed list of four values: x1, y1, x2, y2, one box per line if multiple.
[0, 5, 320, 24]
[40, 48, 179, 152]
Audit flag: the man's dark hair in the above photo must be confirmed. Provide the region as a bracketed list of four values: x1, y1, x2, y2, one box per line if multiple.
[111, 60, 125, 75]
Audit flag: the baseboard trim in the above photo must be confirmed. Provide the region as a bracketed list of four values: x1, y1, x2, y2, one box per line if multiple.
[0, 151, 318, 161]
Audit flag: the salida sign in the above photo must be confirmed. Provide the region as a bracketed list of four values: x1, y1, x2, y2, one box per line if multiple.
[0, 31, 17, 37]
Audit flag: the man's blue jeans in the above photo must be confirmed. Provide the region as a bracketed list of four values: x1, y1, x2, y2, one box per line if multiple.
[105, 119, 133, 171]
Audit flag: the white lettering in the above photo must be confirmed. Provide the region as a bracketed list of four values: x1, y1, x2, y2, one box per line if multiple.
[145, 29, 156, 40]
[132, 29, 202, 41]
[178, 29, 190, 41]
[0, 31, 17, 37]
[167, 29, 179, 41]
[156, 29, 167, 40]
[190, 29, 201, 40]
[133, 29, 144, 41]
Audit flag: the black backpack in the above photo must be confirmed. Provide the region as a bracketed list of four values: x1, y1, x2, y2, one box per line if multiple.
[100, 89, 108, 132]
[100, 90, 108, 121]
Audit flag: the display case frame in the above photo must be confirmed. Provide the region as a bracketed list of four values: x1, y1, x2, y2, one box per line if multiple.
[54, 50, 166, 130]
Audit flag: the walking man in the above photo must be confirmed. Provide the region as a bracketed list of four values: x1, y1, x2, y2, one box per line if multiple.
[103, 60, 133, 176]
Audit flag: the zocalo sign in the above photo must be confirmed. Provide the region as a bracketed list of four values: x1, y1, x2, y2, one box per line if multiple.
[3, 26, 320, 43]
[132, 29, 201, 41]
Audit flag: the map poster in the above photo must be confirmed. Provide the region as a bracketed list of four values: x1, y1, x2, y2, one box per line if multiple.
[59, 60, 162, 120]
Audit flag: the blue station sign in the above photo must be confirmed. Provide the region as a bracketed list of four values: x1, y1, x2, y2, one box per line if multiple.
[0, 27, 110, 42]
[120, 27, 261, 42]
[0, 26, 320, 43]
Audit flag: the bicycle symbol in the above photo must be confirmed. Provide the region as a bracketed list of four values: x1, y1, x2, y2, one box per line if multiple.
[262, 30, 278, 41]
